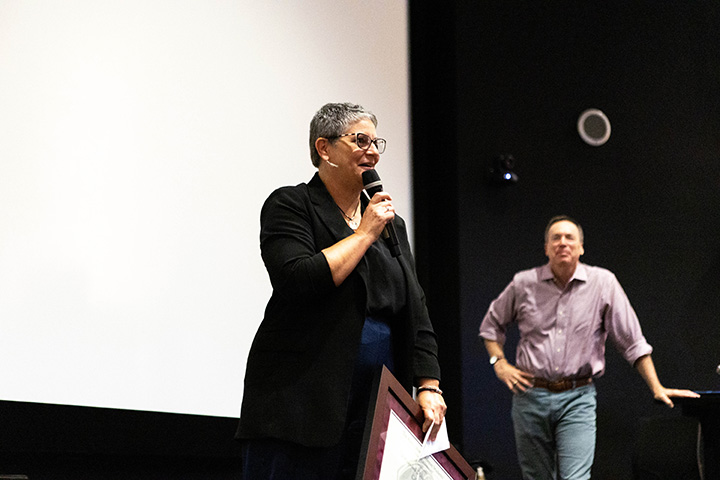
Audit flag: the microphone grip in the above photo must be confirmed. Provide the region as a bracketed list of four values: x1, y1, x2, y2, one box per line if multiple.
[383, 220, 402, 258]
[362, 170, 401, 258]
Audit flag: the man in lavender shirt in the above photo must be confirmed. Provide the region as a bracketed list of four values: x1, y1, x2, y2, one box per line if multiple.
[479, 215, 699, 480]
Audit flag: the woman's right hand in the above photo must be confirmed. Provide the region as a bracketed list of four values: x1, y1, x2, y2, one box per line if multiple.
[356, 191, 395, 240]
[322, 191, 396, 286]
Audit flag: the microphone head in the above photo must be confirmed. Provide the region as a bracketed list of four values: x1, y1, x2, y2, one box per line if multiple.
[362, 169, 383, 197]
[362, 169, 380, 185]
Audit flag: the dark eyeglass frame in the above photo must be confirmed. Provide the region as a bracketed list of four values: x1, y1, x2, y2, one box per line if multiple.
[327, 132, 386, 154]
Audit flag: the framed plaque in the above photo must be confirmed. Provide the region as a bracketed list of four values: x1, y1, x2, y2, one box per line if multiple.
[357, 366, 476, 480]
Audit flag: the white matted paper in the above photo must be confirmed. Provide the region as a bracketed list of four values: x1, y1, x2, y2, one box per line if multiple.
[378, 411, 453, 480]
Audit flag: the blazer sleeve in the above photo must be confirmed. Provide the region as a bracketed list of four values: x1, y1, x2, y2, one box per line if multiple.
[259, 185, 336, 303]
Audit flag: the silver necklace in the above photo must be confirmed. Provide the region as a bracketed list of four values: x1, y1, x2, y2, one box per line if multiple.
[337, 201, 360, 229]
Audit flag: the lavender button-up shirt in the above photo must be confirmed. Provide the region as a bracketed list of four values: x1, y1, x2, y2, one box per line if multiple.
[479, 263, 653, 381]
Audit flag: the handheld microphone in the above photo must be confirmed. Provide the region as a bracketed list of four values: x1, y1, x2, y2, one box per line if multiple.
[362, 169, 401, 257]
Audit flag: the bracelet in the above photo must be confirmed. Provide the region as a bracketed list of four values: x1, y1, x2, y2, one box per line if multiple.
[417, 385, 443, 395]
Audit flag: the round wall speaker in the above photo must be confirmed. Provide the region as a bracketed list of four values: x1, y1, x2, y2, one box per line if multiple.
[577, 109, 611, 146]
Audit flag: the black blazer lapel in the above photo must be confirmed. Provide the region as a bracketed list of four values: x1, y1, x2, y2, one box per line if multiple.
[307, 173, 354, 244]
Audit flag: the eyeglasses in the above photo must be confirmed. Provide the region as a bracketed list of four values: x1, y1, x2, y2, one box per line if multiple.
[327, 132, 386, 154]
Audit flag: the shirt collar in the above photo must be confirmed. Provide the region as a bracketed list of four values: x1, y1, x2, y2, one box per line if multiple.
[541, 263, 588, 283]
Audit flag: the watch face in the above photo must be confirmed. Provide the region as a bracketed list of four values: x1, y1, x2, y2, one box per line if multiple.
[490, 356, 499, 365]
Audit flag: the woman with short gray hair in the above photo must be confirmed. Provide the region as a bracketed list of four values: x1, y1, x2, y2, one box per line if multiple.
[237, 102, 445, 479]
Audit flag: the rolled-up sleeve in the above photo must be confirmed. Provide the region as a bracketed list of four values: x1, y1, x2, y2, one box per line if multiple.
[479, 280, 516, 345]
[604, 274, 653, 365]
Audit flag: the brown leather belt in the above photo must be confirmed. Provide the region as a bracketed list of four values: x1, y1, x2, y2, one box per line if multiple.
[533, 376, 592, 393]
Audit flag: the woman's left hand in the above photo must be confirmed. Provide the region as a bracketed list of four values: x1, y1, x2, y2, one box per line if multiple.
[417, 390, 447, 441]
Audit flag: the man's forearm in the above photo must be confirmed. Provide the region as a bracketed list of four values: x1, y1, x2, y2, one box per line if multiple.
[483, 339, 505, 361]
[634, 354, 664, 395]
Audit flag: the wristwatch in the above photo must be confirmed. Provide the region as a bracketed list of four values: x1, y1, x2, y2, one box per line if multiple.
[489, 355, 505, 366]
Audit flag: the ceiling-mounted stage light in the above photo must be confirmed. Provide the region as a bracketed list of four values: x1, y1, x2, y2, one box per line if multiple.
[489, 154, 519, 185]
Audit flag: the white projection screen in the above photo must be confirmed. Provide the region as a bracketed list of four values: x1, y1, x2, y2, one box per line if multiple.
[0, 1, 412, 418]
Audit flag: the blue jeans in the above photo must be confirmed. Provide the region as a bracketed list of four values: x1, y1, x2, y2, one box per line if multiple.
[512, 384, 597, 480]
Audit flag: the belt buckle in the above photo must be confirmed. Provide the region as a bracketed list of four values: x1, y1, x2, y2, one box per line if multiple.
[547, 380, 566, 393]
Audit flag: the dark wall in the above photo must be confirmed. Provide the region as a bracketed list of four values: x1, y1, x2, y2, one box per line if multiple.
[0, 400, 241, 479]
[411, 1, 720, 479]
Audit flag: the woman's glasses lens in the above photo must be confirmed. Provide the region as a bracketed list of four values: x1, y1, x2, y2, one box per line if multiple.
[356, 133, 386, 154]
[356, 133, 371, 149]
[374, 138, 386, 154]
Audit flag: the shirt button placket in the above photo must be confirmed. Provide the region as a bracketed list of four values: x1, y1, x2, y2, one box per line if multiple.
[555, 294, 569, 375]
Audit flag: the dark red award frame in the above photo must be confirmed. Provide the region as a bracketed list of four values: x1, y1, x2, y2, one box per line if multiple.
[356, 366, 475, 480]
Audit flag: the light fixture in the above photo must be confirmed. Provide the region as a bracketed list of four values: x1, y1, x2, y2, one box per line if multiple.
[577, 109, 611, 146]
[489, 154, 519, 184]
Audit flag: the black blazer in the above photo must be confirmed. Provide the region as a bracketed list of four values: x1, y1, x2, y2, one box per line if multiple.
[236, 173, 440, 447]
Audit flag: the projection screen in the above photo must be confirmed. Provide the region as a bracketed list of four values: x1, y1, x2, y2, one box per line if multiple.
[0, 0, 412, 418]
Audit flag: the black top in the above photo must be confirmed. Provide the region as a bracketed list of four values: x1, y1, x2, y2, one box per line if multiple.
[363, 229, 406, 319]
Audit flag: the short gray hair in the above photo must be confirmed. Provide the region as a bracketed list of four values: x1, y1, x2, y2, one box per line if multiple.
[309, 103, 378, 167]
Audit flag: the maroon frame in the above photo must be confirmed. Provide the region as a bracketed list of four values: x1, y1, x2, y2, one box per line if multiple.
[356, 366, 476, 480]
